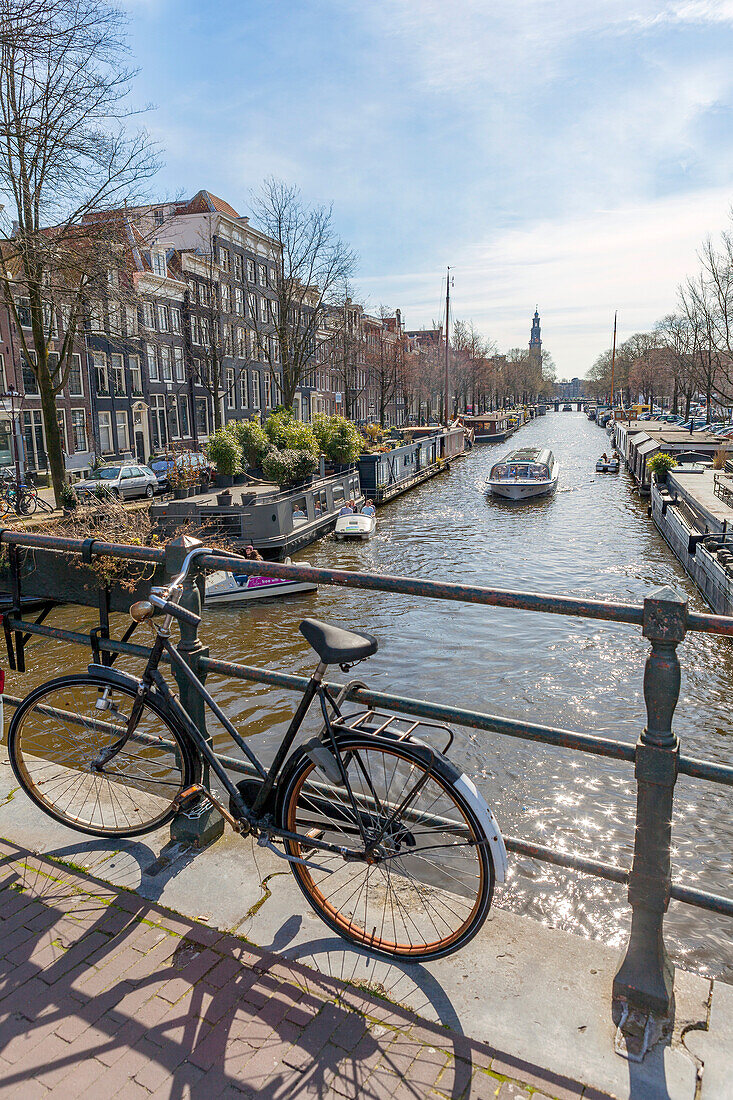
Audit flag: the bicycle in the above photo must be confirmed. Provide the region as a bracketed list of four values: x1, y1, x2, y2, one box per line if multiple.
[7, 546, 507, 961]
[0, 479, 38, 517]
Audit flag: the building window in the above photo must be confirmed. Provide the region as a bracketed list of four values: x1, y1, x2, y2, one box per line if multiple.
[152, 251, 167, 277]
[22, 352, 38, 393]
[190, 315, 200, 345]
[157, 304, 168, 331]
[150, 395, 166, 450]
[219, 246, 230, 272]
[146, 342, 159, 382]
[195, 398, 208, 437]
[17, 297, 32, 328]
[0, 352, 5, 392]
[129, 354, 142, 395]
[71, 409, 87, 452]
[142, 302, 155, 330]
[259, 264, 267, 287]
[179, 397, 190, 437]
[167, 399, 180, 440]
[226, 368, 235, 408]
[221, 283, 231, 312]
[234, 286, 244, 316]
[22, 410, 46, 471]
[57, 410, 68, 452]
[109, 301, 121, 335]
[246, 259, 255, 283]
[234, 254, 244, 282]
[67, 353, 83, 396]
[98, 411, 113, 453]
[236, 327, 246, 358]
[173, 346, 185, 382]
[200, 318, 210, 345]
[199, 282, 209, 307]
[260, 297, 268, 322]
[111, 353, 125, 394]
[161, 345, 172, 382]
[93, 352, 108, 394]
[125, 306, 138, 335]
[251, 372, 260, 409]
[239, 371, 248, 408]
[263, 373, 271, 409]
[116, 410, 129, 452]
[170, 307, 182, 333]
[89, 302, 104, 332]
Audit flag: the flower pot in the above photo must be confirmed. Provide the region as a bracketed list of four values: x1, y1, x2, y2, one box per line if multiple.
[215, 474, 235, 488]
[216, 490, 233, 506]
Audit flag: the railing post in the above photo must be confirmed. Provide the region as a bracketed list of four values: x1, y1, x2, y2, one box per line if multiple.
[165, 534, 224, 850]
[613, 585, 686, 1027]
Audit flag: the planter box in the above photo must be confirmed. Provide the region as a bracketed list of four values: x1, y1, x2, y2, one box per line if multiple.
[215, 474, 235, 488]
[10, 546, 161, 613]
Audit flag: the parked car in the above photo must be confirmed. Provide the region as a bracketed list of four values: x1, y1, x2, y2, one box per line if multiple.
[77, 464, 158, 500]
[148, 451, 214, 492]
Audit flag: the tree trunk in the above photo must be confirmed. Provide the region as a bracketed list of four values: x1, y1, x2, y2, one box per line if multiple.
[38, 366, 65, 503]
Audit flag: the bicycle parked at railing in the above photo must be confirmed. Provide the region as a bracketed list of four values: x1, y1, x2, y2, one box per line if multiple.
[0, 475, 39, 517]
[7, 546, 507, 961]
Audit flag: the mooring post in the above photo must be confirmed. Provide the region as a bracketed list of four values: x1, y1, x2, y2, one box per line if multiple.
[613, 585, 686, 1025]
[165, 534, 224, 849]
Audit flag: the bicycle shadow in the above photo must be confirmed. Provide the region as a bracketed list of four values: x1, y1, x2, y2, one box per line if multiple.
[0, 841, 485, 1100]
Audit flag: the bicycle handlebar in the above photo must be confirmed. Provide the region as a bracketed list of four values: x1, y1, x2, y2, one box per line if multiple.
[149, 592, 202, 627]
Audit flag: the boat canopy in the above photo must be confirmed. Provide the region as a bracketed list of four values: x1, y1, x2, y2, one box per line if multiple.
[489, 447, 554, 481]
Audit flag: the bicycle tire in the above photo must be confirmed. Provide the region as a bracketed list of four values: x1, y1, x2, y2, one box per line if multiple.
[278, 735, 494, 961]
[17, 488, 37, 515]
[8, 674, 196, 837]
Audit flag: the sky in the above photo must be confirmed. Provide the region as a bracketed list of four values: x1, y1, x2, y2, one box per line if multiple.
[124, 0, 733, 379]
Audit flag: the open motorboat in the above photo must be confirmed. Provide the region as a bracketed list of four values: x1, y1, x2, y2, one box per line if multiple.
[334, 511, 376, 541]
[596, 455, 620, 473]
[486, 447, 559, 501]
[204, 557, 317, 606]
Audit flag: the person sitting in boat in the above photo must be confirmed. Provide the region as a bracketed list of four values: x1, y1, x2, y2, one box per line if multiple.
[244, 545, 263, 562]
[601, 452, 608, 464]
[361, 500, 376, 516]
[338, 500, 355, 516]
[292, 504, 307, 519]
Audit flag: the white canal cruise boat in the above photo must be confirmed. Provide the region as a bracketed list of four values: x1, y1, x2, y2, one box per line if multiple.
[486, 447, 559, 501]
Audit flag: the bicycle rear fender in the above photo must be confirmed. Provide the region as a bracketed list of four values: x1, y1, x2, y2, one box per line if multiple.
[87, 663, 142, 692]
[453, 773, 508, 883]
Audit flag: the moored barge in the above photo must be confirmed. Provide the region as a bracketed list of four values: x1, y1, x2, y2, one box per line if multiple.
[357, 426, 463, 505]
[460, 413, 512, 444]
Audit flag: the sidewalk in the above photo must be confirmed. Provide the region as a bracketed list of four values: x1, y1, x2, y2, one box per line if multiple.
[0, 840, 585, 1100]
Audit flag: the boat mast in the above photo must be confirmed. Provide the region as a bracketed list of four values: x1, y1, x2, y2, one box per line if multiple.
[610, 310, 617, 413]
[444, 266, 451, 425]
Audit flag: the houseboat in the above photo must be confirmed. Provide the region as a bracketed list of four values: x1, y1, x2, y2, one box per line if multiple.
[356, 426, 461, 505]
[460, 413, 512, 444]
[151, 468, 363, 560]
[486, 447, 559, 501]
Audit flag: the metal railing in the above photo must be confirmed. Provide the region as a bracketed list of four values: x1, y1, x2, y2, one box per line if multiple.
[1, 527, 732, 1027]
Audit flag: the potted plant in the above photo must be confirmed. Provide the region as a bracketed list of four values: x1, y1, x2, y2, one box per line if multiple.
[59, 482, 79, 515]
[647, 452, 677, 485]
[230, 419, 270, 477]
[262, 447, 297, 490]
[206, 429, 242, 488]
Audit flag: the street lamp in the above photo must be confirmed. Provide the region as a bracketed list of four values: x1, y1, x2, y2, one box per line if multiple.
[1, 385, 24, 486]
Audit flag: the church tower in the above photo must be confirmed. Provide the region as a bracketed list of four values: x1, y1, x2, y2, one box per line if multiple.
[529, 307, 542, 367]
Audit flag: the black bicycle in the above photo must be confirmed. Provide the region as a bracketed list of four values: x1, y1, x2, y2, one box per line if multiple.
[7, 546, 507, 961]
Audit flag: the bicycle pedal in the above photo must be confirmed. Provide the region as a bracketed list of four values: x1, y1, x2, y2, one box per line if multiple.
[174, 785, 205, 812]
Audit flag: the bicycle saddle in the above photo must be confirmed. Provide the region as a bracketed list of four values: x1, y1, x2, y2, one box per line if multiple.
[299, 618, 378, 665]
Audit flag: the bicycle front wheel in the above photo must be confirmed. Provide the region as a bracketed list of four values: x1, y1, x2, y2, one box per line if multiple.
[279, 737, 495, 961]
[8, 675, 195, 837]
[17, 488, 37, 515]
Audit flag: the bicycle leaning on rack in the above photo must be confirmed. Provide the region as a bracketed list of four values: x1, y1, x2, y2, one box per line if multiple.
[7, 546, 507, 961]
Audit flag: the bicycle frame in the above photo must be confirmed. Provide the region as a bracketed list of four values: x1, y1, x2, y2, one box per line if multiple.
[115, 627, 361, 863]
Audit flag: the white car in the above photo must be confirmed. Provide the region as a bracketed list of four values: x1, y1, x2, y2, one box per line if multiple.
[77, 464, 158, 500]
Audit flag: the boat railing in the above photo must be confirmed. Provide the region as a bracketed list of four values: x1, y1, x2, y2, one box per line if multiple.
[1, 528, 732, 1030]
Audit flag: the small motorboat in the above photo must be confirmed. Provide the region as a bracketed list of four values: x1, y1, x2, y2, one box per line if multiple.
[487, 447, 559, 500]
[596, 456, 620, 473]
[562, 404, 572, 411]
[334, 512, 376, 541]
[204, 557, 317, 606]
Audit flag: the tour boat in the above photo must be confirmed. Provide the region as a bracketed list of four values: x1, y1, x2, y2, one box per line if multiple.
[595, 456, 620, 473]
[204, 558, 317, 606]
[486, 447, 559, 501]
[334, 512, 376, 540]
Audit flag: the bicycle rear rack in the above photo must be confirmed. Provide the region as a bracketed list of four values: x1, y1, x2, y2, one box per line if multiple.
[331, 708, 454, 754]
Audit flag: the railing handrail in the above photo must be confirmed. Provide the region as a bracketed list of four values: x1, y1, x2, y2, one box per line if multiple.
[5, 526, 733, 636]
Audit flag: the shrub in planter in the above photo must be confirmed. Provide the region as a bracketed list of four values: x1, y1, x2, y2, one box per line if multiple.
[291, 450, 319, 484]
[647, 452, 677, 482]
[59, 482, 79, 512]
[230, 419, 269, 470]
[323, 419, 363, 466]
[205, 428, 242, 477]
[262, 447, 297, 489]
[264, 411, 319, 457]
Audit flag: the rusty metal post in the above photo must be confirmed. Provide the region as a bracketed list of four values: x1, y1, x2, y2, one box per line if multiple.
[613, 586, 686, 1025]
[165, 534, 224, 849]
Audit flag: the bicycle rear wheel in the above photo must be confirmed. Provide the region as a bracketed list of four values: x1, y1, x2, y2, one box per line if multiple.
[8, 675, 195, 837]
[279, 736, 494, 961]
[18, 487, 37, 515]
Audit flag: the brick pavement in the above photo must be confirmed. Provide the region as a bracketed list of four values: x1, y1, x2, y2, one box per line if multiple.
[0, 839, 609, 1099]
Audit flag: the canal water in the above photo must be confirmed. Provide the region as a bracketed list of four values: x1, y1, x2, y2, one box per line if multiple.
[9, 411, 733, 979]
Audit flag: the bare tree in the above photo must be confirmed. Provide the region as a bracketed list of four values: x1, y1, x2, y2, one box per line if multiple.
[0, 0, 159, 502]
[247, 178, 356, 410]
[323, 293, 366, 419]
[365, 307, 401, 426]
